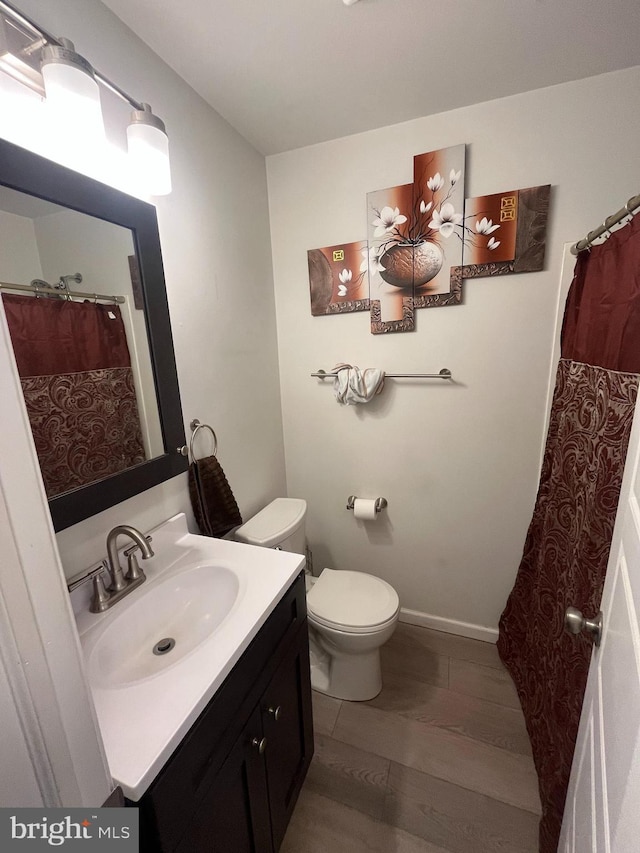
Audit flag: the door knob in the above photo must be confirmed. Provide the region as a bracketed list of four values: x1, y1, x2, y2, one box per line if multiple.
[266, 705, 282, 721]
[251, 736, 267, 754]
[565, 606, 603, 646]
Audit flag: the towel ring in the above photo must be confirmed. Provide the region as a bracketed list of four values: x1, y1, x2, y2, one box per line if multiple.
[189, 419, 218, 462]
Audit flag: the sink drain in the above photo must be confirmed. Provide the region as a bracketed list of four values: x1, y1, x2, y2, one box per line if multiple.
[153, 637, 176, 656]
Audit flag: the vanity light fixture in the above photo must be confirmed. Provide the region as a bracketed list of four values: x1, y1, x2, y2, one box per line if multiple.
[0, 10, 44, 94]
[127, 103, 172, 197]
[40, 37, 105, 145]
[0, 0, 172, 195]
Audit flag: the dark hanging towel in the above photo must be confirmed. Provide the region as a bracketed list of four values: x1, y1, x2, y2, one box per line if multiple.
[497, 212, 640, 853]
[188, 455, 242, 538]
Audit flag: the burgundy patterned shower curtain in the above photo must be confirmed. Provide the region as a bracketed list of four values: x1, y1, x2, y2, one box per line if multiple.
[498, 213, 640, 853]
[2, 294, 145, 497]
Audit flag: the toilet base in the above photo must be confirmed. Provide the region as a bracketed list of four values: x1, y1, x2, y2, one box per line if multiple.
[309, 633, 383, 701]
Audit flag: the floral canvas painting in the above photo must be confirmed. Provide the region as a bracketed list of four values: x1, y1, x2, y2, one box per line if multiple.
[365, 145, 467, 332]
[462, 185, 551, 277]
[366, 183, 415, 333]
[307, 240, 370, 316]
[411, 145, 466, 307]
[306, 146, 549, 334]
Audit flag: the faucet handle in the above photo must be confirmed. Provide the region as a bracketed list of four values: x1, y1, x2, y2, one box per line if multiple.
[123, 535, 153, 581]
[126, 552, 144, 581]
[90, 562, 112, 613]
[67, 561, 111, 613]
[67, 561, 108, 593]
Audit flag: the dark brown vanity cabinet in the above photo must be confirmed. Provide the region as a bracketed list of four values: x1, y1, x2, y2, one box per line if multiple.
[134, 573, 313, 852]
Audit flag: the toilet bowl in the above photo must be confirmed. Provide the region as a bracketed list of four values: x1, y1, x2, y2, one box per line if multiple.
[234, 498, 400, 701]
[306, 568, 399, 701]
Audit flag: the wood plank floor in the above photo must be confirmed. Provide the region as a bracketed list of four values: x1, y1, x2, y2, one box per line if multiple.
[281, 623, 541, 853]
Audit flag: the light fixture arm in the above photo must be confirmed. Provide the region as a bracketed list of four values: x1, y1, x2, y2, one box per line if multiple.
[0, 0, 145, 110]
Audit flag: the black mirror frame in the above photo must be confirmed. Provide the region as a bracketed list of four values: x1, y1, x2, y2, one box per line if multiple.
[0, 138, 188, 531]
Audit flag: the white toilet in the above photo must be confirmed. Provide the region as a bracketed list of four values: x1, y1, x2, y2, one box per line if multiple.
[234, 498, 400, 701]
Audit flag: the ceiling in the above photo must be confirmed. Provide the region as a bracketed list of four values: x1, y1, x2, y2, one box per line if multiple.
[100, 0, 640, 155]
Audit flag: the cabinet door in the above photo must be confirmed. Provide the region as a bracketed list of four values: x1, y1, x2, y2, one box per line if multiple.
[261, 625, 314, 852]
[175, 706, 273, 853]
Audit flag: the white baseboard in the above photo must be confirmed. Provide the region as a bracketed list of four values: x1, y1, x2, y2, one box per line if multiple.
[399, 607, 499, 644]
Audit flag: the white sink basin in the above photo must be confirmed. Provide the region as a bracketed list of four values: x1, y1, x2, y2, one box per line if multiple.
[73, 512, 306, 801]
[87, 564, 240, 688]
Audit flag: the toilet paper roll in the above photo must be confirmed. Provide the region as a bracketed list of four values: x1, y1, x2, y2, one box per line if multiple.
[353, 498, 378, 521]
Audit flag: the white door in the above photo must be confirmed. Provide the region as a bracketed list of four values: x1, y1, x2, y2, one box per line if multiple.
[0, 301, 112, 806]
[559, 371, 640, 851]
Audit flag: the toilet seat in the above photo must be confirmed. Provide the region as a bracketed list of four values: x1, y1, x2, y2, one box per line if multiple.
[307, 569, 400, 635]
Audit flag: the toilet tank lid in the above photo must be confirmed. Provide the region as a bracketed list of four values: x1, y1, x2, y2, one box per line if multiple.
[234, 498, 307, 548]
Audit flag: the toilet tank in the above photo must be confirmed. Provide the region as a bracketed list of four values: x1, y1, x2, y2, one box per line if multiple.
[234, 498, 307, 554]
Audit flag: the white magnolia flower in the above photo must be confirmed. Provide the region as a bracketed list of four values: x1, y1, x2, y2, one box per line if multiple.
[372, 206, 407, 237]
[338, 268, 353, 284]
[427, 172, 444, 192]
[475, 217, 500, 235]
[487, 237, 501, 250]
[429, 203, 463, 238]
[420, 200, 433, 215]
[337, 284, 348, 296]
[362, 245, 386, 275]
[449, 168, 461, 186]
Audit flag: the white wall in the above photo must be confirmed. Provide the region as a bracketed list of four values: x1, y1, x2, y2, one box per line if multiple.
[0, 210, 42, 282]
[7, 0, 287, 578]
[267, 66, 640, 637]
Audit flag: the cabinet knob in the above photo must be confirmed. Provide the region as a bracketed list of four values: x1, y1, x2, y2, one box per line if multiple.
[266, 705, 282, 721]
[251, 736, 267, 755]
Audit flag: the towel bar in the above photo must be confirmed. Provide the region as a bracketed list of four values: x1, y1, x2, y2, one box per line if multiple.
[311, 368, 452, 380]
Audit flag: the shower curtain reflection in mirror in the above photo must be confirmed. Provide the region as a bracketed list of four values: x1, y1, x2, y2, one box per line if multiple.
[0, 181, 165, 508]
[3, 293, 146, 497]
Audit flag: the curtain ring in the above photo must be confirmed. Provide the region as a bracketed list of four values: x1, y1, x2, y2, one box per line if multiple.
[93, 293, 98, 304]
[602, 219, 612, 240]
[625, 197, 637, 218]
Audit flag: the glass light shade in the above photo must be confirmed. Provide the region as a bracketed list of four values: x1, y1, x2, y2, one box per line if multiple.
[41, 41, 105, 145]
[0, 14, 45, 95]
[127, 109, 172, 196]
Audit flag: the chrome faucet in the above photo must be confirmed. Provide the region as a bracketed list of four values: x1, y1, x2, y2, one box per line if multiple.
[67, 525, 154, 614]
[106, 524, 154, 592]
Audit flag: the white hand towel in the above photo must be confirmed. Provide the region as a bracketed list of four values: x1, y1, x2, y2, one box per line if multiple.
[333, 363, 385, 405]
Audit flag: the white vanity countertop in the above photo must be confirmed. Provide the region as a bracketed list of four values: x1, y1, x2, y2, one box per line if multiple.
[74, 513, 305, 801]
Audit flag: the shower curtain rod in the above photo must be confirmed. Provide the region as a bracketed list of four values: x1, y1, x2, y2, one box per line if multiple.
[571, 192, 640, 255]
[0, 280, 125, 304]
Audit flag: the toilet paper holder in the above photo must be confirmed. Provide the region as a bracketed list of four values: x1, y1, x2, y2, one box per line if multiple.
[346, 495, 388, 513]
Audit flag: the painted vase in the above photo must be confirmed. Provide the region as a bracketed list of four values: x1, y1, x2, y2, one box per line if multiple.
[379, 241, 444, 289]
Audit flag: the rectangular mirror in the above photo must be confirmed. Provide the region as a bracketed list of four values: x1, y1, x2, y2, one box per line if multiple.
[0, 138, 187, 531]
